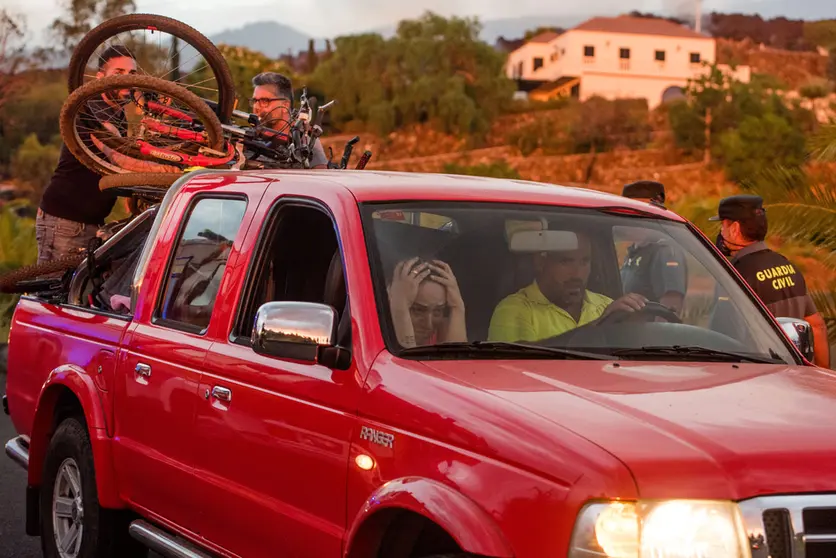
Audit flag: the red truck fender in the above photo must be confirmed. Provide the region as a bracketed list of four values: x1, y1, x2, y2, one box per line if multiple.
[28, 364, 121, 508]
[345, 477, 514, 558]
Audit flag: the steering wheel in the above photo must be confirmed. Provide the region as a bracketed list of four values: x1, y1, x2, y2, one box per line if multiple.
[596, 301, 682, 325]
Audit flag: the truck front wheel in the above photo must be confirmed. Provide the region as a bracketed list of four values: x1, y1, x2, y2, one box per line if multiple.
[39, 417, 147, 558]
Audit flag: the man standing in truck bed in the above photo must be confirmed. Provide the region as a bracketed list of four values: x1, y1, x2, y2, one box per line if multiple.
[249, 71, 328, 169]
[36, 45, 137, 264]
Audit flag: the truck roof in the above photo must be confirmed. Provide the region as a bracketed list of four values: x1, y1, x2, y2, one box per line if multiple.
[186, 169, 683, 221]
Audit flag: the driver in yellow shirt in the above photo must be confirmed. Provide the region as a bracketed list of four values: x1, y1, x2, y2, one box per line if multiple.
[488, 230, 649, 342]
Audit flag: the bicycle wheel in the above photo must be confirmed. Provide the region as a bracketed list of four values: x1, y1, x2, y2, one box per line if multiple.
[60, 74, 225, 176]
[68, 13, 236, 122]
[100, 172, 180, 191]
[0, 255, 85, 294]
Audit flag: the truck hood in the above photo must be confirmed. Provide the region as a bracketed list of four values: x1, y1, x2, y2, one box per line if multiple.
[422, 359, 836, 500]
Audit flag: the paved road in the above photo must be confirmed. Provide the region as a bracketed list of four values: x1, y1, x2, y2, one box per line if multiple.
[0, 381, 162, 558]
[0, 402, 40, 558]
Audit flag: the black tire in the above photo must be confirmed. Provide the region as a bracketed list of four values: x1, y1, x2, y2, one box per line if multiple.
[59, 74, 225, 176]
[40, 417, 148, 558]
[99, 172, 180, 191]
[0, 255, 85, 293]
[67, 13, 236, 123]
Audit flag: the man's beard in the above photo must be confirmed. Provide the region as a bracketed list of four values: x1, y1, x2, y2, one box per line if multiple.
[258, 106, 291, 133]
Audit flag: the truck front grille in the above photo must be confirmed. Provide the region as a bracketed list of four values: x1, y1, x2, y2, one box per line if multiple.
[740, 495, 836, 558]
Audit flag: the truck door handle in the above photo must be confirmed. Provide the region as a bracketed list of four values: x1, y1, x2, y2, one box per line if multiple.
[135, 363, 152, 377]
[211, 386, 232, 402]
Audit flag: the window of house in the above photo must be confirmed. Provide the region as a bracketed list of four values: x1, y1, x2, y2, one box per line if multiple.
[533, 57, 544, 71]
[655, 50, 666, 61]
[156, 196, 247, 333]
[232, 202, 347, 347]
[584, 45, 595, 57]
[620, 48, 630, 59]
[690, 52, 701, 64]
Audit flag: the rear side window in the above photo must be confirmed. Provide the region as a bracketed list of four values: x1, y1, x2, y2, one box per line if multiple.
[156, 197, 247, 333]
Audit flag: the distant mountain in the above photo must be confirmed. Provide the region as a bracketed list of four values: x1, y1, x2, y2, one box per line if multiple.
[210, 22, 327, 58]
[210, 15, 591, 57]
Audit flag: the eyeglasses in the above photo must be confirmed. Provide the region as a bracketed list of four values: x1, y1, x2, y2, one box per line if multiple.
[248, 97, 289, 108]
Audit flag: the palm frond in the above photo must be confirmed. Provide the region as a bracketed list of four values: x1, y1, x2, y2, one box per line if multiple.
[742, 166, 836, 256]
[761, 203, 836, 255]
[809, 124, 836, 162]
[745, 165, 836, 207]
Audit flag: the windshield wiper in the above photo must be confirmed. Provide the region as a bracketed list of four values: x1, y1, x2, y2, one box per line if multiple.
[398, 341, 611, 360]
[611, 345, 785, 364]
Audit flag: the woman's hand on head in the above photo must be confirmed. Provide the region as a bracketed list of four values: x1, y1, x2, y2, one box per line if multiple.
[388, 257, 431, 310]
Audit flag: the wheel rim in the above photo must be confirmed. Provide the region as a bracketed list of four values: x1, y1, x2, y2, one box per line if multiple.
[52, 458, 84, 558]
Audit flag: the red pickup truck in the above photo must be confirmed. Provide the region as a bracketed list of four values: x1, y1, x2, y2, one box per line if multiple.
[4, 169, 835, 558]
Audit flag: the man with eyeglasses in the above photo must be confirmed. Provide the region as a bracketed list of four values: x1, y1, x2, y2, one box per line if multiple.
[250, 72, 328, 169]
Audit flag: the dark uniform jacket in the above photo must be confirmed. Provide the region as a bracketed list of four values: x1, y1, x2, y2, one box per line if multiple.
[620, 240, 688, 301]
[730, 241, 816, 319]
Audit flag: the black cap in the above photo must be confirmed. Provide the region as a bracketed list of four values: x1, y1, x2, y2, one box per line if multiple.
[622, 180, 665, 203]
[709, 194, 766, 222]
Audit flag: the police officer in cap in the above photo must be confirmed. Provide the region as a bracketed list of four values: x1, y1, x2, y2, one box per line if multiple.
[710, 194, 829, 367]
[620, 180, 687, 313]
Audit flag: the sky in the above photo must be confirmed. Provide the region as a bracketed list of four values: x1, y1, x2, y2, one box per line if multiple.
[4, 0, 827, 46]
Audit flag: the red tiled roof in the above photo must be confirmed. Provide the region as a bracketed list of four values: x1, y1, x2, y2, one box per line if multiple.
[573, 16, 708, 39]
[529, 31, 561, 43]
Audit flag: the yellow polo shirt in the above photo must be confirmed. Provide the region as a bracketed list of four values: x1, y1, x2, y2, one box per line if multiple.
[488, 281, 613, 343]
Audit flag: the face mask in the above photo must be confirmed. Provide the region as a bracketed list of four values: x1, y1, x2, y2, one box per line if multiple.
[715, 231, 732, 257]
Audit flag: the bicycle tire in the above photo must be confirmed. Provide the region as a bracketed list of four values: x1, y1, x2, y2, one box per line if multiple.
[60, 74, 225, 176]
[0, 255, 85, 293]
[67, 13, 236, 123]
[100, 172, 180, 191]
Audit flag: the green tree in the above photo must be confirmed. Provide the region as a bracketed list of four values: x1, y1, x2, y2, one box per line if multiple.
[716, 113, 807, 184]
[188, 44, 296, 109]
[803, 20, 836, 50]
[311, 12, 514, 138]
[0, 10, 27, 116]
[309, 33, 389, 131]
[11, 134, 61, 200]
[0, 200, 37, 344]
[668, 99, 707, 151]
[668, 63, 811, 182]
[50, 0, 136, 52]
[306, 38, 318, 74]
[0, 76, 66, 167]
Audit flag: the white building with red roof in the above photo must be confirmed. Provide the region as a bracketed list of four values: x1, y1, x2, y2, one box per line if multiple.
[505, 15, 751, 108]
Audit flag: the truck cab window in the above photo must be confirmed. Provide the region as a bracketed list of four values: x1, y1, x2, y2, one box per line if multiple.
[156, 196, 247, 333]
[234, 203, 346, 345]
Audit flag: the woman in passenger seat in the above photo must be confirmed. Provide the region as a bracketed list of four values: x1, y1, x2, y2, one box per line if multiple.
[387, 257, 467, 347]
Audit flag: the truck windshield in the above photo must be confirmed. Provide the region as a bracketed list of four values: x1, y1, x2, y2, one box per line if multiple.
[360, 201, 797, 364]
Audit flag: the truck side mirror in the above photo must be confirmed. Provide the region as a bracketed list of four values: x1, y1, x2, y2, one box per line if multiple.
[252, 301, 339, 364]
[777, 317, 814, 362]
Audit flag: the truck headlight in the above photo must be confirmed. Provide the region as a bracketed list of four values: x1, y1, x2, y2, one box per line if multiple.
[568, 500, 750, 558]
